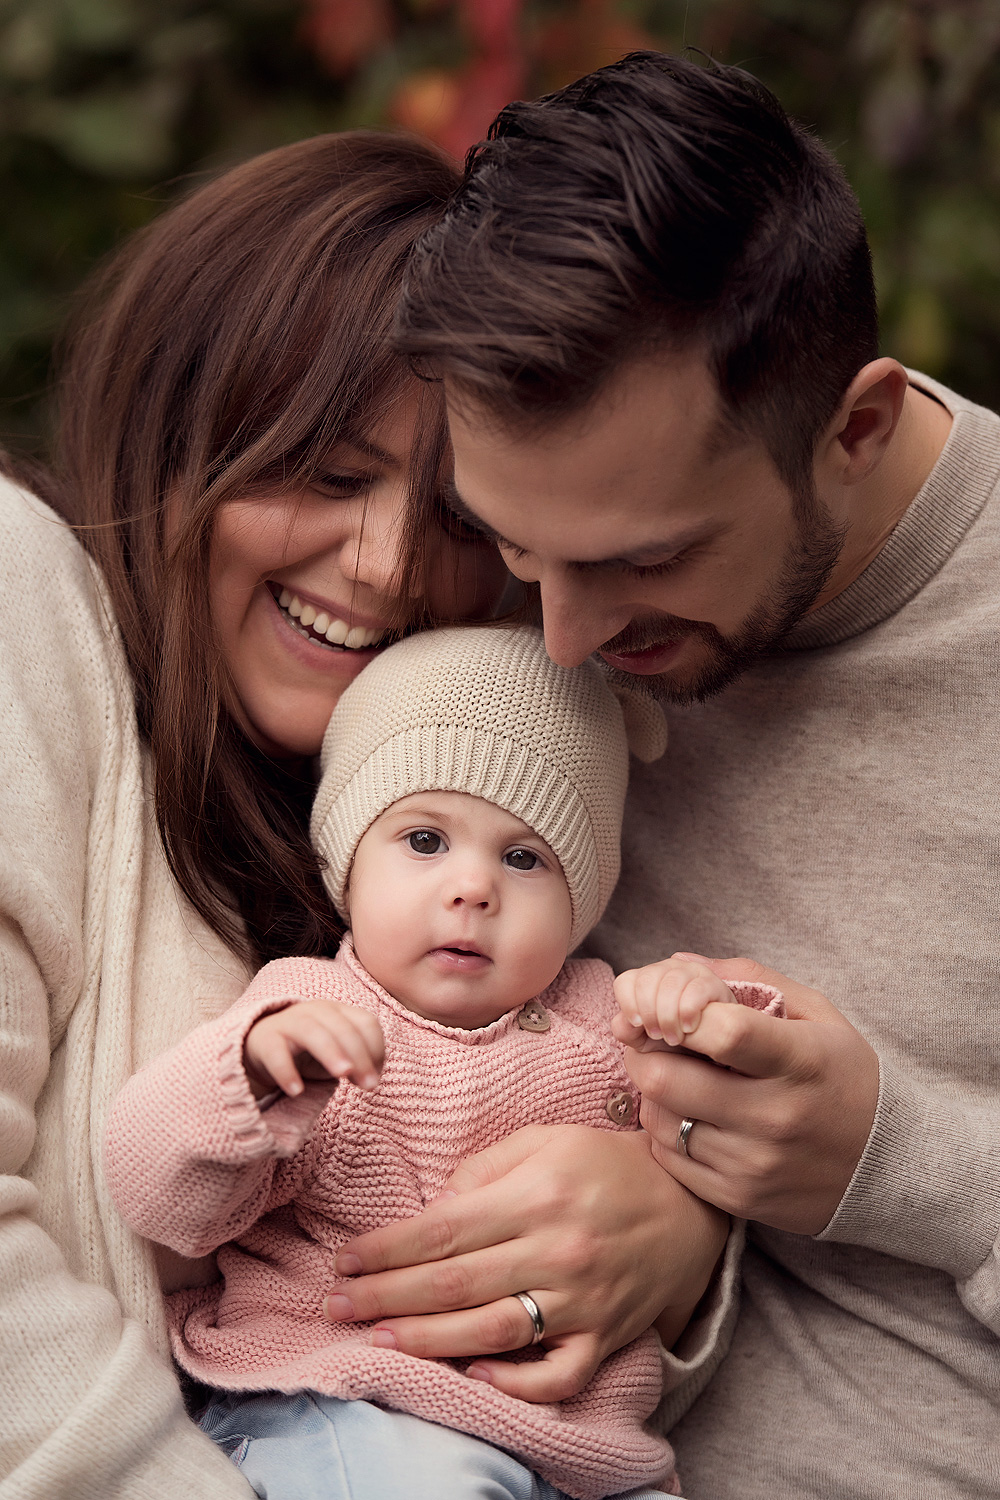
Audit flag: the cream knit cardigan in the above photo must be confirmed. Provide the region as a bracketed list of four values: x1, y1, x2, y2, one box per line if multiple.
[0, 479, 252, 1497]
[0, 479, 739, 1497]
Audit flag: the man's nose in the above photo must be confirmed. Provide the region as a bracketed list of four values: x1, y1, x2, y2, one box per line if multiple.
[535, 571, 627, 669]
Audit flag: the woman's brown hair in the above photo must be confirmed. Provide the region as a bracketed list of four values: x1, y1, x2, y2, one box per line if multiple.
[28, 131, 461, 969]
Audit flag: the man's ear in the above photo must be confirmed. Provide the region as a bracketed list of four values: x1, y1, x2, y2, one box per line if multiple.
[817, 357, 909, 488]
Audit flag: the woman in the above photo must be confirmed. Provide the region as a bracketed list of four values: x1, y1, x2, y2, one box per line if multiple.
[0, 132, 727, 1497]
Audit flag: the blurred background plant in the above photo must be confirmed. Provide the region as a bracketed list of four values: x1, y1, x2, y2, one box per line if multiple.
[1, 0, 998, 448]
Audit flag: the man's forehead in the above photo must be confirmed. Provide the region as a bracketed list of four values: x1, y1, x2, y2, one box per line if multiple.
[445, 353, 751, 561]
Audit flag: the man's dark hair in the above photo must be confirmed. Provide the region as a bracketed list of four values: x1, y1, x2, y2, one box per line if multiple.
[396, 51, 879, 503]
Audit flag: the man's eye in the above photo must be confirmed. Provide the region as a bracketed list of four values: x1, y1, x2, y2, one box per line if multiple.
[504, 847, 539, 871]
[434, 494, 486, 545]
[408, 830, 442, 855]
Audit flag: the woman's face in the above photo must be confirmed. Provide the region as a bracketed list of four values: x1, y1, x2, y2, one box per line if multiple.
[209, 388, 506, 757]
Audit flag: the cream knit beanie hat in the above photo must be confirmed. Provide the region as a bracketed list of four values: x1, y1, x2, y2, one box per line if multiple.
[312, 625, 666, 948]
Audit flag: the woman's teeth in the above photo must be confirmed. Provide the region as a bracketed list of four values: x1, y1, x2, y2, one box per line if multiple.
[277, 589, 386, 650]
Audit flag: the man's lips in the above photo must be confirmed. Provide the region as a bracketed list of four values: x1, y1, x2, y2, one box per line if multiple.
[599, 637, 687, 676]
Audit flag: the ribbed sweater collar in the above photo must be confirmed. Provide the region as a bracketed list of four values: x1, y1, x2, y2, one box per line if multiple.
[780, 376, 1000, 651]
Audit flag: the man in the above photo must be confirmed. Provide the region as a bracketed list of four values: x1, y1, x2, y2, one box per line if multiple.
[393, 52, 1000, 1500]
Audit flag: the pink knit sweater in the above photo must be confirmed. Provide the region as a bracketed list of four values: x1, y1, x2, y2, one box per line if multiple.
[105, 940, 781, 1499]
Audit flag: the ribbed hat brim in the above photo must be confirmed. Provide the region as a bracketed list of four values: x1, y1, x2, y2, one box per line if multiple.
[315, 722, 604, 944]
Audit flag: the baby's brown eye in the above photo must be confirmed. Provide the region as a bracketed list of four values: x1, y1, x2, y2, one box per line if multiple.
[408, 830, 442, 855]
[504, 847, 538, 871]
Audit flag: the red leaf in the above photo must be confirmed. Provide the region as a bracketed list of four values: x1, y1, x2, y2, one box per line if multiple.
[458, 0, 523, 53]
[438, 53, 527, 157]
[300, 0, 394, 77]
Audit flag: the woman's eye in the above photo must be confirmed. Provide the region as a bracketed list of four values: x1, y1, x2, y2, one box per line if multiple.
[313, 472, 370, 499]
[408, 830, 443, 855]
[504, 847, 539, 871]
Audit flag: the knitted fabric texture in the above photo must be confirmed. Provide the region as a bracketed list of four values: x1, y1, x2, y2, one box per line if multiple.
[0, 480, 253, 1497]
[106, 941, 783, 1500]
[311, 625, 666, 947]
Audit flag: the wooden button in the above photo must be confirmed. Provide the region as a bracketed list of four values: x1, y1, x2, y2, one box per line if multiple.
[517, 1000, 550, 1032]
[605, 1090, 635, 1124]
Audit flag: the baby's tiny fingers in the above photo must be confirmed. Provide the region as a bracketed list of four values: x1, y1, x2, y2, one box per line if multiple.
[609, 1010, 648, 1047]
[614, 969, 663, 1041]
[631, 967, 679, 1040]
[613, 969, 641, 1015]
[304, 1016, 379, 1091]
[676, 972, 737, 1037]
[347, 1008, 386, 1074]
[257, 1035, 305, 1097]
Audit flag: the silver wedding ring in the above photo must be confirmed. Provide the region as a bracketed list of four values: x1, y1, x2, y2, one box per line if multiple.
[676, 1117, 697, 1157]
[512, 1290, 545, 1344]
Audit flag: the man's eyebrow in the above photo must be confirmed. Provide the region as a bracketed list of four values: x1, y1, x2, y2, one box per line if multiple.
[444, 477, 712, 570]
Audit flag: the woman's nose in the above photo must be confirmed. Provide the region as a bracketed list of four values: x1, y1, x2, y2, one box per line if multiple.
[341, 490, 420, 602]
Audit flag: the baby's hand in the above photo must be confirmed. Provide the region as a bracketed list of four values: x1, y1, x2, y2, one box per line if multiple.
[612, 958, 737, 1051]
[244, 1000, 385, 1099]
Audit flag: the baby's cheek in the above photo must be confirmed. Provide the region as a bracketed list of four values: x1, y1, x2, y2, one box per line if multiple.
[513, 928, 569, 1000]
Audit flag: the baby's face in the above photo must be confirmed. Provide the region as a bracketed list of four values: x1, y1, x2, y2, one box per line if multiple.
[347, 791, 573, 1028]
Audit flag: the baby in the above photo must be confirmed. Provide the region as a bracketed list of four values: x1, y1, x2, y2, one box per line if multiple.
[106, 625, 779, 1500]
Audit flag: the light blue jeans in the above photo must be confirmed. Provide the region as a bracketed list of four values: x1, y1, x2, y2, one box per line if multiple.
[199, 1390, 679, 1500]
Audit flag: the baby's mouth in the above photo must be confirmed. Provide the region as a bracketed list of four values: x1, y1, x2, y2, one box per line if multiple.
[430, 944, 492, 971]
[270, 585, 396, 652]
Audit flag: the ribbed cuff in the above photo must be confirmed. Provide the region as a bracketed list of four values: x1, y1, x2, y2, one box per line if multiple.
[817, 1056, 1000, 1279]
[655, 1219, 745, 1432]
[214, 976, 336, 1161]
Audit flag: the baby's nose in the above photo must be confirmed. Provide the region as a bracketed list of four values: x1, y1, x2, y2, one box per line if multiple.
[448, 863, 495, 908]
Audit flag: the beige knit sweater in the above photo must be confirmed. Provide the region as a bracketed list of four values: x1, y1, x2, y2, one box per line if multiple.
[590, 376, 1000, 1497]
[0, 479, 736, 1498]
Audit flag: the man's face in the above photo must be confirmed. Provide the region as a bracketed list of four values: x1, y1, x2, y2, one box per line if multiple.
[446, 350, 845, 702]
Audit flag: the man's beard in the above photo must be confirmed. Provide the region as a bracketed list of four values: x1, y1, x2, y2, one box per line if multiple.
[601, 500, 847, 705]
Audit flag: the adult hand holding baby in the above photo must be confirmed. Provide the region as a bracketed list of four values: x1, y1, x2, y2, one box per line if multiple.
[327, 1121, 728, 1401]
[614, 954, 880, 1235]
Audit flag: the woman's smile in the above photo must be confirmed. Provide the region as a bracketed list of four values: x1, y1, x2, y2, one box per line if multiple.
[209, 390, 507, 760]
[245, 580, 396, 715]
[272, 586, 395, 652]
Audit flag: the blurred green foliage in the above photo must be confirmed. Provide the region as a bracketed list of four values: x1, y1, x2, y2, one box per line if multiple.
[664, 1, 1000, 414]
[1, 0, 998, 451]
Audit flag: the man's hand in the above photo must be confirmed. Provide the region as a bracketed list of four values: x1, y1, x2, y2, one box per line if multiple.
[613, 953, 879, 1234]
[321, 1123, 729, 1402]
[244, 1000, 384, 1099]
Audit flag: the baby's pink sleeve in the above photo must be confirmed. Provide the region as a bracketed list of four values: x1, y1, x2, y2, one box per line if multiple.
[105, 957, 345, 1257]
[725, 980, 785, 1017]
